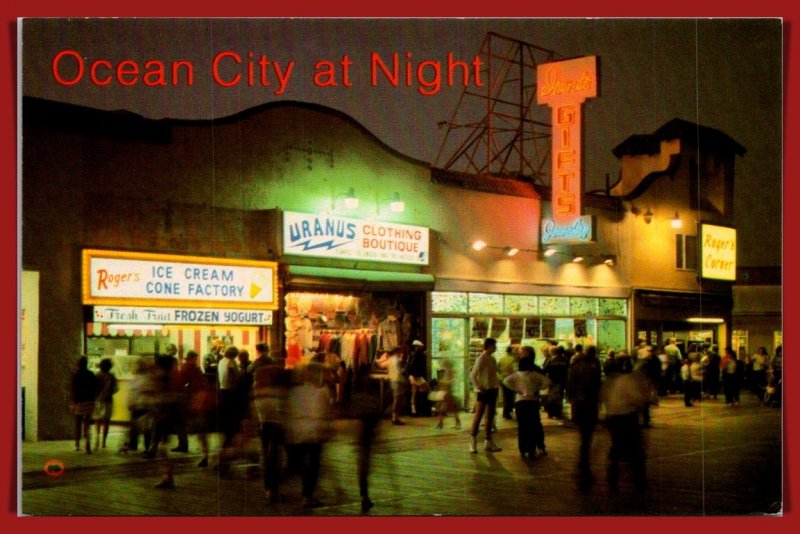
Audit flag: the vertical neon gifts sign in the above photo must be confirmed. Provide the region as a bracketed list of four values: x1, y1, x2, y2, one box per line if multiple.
[537, 56, 597, 244]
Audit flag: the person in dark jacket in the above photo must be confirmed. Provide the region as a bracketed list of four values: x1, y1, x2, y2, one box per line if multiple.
[543, 345, 569, 419]
[70, 356, 99, 454]
[406, 340, 428, 416]
[565, 345, 602, 487]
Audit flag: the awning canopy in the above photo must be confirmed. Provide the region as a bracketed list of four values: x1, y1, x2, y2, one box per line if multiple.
[286, 265, 435, 292]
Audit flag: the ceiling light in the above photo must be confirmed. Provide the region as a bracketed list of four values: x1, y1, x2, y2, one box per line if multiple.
[505, 247, 519, 257]
[472, 240, 487, 251]
[687, 317, 724, 324]
[389, 192, 405, 213]
[603, 256, 615, 266]
[572, 256, 584, 263]
[544, 247, 557, 257]
[344, 187, 359, 209]
[671, 212, 682, 229]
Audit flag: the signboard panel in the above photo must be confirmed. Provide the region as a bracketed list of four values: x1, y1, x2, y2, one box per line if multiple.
[93, 306, 273, 326]
[283, 211, 430, 265]
[82, 249, 278, 309]
[700, 223, 737, 281]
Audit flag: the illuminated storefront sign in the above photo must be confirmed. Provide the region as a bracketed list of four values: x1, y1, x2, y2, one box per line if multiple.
[82, 249, 279, 309]
[700, 223, 737, 281]
[93, 305, 273, 326]
[538, 55, 597, 242]
[541, 215, 594, 244]
[283, 211, 429, 265]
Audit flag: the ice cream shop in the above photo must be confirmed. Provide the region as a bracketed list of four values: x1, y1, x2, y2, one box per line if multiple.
[80, 249, 278, 424]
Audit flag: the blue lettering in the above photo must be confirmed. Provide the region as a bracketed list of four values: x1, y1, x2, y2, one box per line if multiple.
[290, 223, 301, 242]
[541, 217, 593, 244]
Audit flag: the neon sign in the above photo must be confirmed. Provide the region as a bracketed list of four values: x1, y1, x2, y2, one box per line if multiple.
[537, 56, 597, 227]
[541, 215, 593, 244]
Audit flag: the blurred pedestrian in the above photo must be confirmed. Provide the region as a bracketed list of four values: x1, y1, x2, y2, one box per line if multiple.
[122, 357, 155, 453]
[721, 347, 743, 407]
[70, 356, 98, 454]
[251, 349, 290, 503]
[343, 363, 383, 513]
[150, 348, 183, 488]
[601, 355, 648, 492]
[433, 358, 461, 430]
[92, 357, 118, 450]
[565, 344, 602, 486]
[181, 350, 213, 466]
[284, 362, 334, 509]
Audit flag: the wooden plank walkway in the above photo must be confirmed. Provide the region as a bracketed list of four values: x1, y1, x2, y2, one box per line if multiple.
[20, 395, 783, 517]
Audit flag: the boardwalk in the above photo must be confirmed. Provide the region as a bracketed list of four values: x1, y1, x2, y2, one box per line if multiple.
[20, 393, 782, 517]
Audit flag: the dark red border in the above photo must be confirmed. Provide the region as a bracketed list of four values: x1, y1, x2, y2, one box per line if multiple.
[2, 5, 797, 533]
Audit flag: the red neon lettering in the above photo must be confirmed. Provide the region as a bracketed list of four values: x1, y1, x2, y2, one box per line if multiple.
[212, 51, 241, 87]
[89, 60, 113, 86]
[52, 50, 84, 86]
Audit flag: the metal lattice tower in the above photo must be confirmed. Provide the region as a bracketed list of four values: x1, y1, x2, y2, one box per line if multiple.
[434, 32, 561, 185]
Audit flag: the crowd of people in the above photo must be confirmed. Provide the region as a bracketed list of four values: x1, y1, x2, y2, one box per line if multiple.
[69, 335, 782, 507]
[70, 340, 383, 512]
[468, 337, 783, 491]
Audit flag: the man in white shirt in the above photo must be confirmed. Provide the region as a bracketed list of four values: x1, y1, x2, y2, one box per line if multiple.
[217, 346, 241, 450]
[469, 338, 502, 453]
[377, 347, 406, 425]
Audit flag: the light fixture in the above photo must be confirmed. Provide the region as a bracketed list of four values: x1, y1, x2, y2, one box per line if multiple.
[643, 209, 654, 224]
[572, 256, 584, 263]
[544, 247, 558, 257]
[472, 240, 487, 251]
[389, 192, 405, 213]
[505, 247, 519, 257]
[687, 317, 724, 324]
[344, 187, 359, 209]
[671, 212, 682, 229]
[603, 255, 616, 266]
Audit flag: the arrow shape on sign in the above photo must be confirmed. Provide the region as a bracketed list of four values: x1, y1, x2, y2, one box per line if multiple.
[250, 283, 262, 299]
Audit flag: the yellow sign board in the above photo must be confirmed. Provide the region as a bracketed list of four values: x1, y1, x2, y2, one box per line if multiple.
[82, 249, 279, 310]
[700, 224, 737, 281]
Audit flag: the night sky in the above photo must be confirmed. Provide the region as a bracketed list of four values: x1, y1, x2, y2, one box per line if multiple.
[20, 18, 783, 267]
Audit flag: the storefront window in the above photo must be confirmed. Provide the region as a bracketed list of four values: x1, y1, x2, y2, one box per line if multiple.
[431, 291, 468, 314]
[539, 296, 570, 316]
[599, 298, 627, 316]
[431, 317, 467, 409]
[732, 329, 749, 354]
[504, 295, 538, 315]
[598, 319, 626, 352]
[468, 293, 504, 315]
[569, 297, 598, 316]
[432, 291, 629, 411]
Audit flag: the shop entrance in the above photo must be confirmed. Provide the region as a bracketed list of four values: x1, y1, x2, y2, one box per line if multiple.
[83, 324, 269, 423]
